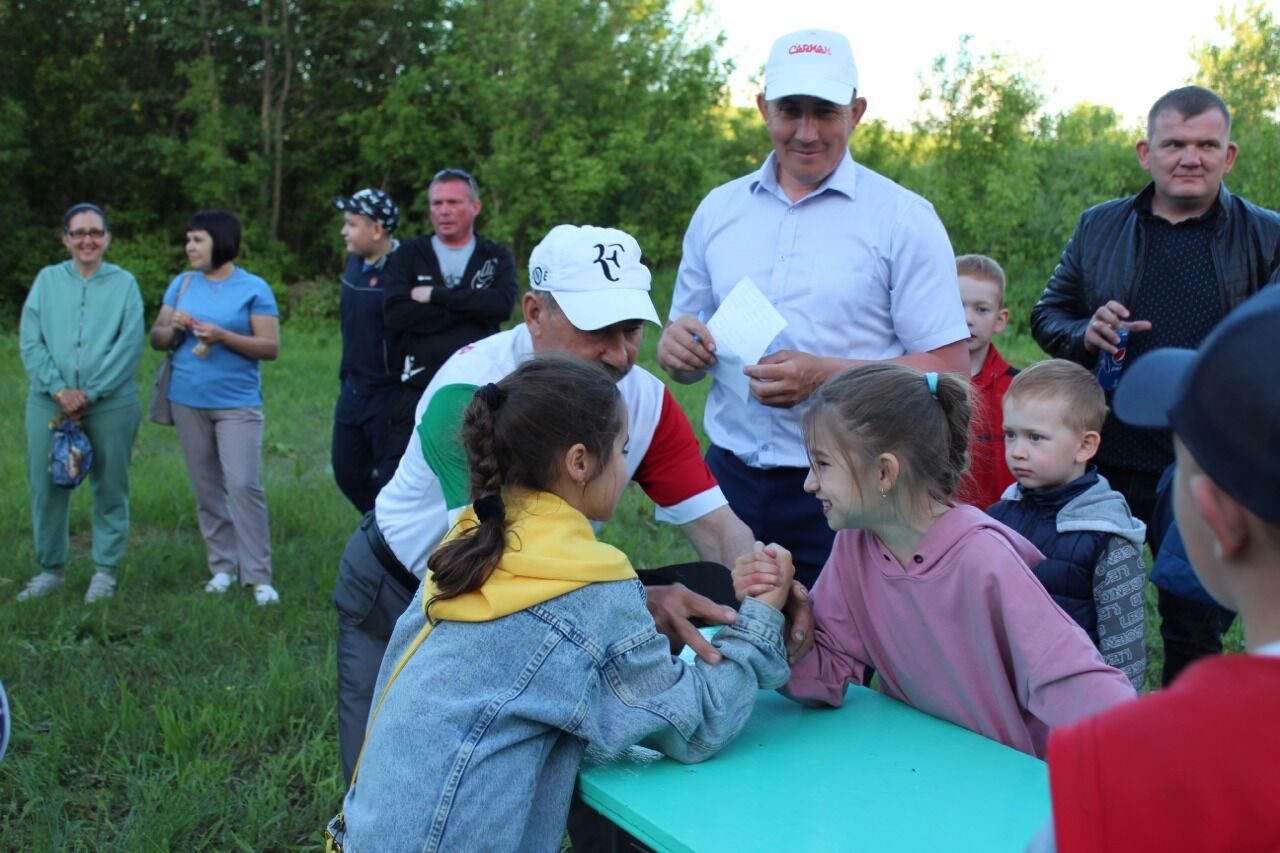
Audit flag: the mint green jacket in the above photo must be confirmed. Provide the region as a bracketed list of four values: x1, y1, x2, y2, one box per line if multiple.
[20, 260, 145, 412]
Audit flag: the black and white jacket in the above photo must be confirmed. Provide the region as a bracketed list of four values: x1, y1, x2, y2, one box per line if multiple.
[382, 234, 518, 389]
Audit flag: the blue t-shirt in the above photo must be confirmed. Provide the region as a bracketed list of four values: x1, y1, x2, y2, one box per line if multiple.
[163, 267, 279, 409]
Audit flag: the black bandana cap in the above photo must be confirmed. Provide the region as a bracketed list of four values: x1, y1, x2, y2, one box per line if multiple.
[333, 188, 400, 232]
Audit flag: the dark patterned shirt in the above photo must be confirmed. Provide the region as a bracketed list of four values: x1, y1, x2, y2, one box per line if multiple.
[1100, 202, 1224, 473]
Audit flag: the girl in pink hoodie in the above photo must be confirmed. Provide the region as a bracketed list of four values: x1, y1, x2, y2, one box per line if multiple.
[733, 363, 1135, 758]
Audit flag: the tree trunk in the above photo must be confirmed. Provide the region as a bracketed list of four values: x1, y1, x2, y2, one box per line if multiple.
[197, 0, 224, 148]
[270, 0, 292, 238]
[259, 0, 275, 228]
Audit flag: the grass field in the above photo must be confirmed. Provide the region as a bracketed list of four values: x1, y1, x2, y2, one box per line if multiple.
[0, 274, 1241, 850]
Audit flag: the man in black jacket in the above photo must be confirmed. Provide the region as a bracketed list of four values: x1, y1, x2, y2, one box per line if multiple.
[382, 168, 518, 472]
[1031, 86, 1280, 685]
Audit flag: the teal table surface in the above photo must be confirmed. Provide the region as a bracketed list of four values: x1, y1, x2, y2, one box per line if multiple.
[578, 686, 1050, 853]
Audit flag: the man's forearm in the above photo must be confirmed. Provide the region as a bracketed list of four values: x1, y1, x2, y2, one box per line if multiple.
[822, 341, 968, 379]
[680, 505, 755, 567]
[886, 341, 968, 374]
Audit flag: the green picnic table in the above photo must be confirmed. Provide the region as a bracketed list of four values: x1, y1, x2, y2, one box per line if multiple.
[579, 685, 1051, 852]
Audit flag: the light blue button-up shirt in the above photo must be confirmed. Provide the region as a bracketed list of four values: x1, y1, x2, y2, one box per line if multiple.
[672, 151, 967, 468]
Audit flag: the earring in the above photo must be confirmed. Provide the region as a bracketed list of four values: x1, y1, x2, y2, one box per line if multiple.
[879, 490, 889, 500]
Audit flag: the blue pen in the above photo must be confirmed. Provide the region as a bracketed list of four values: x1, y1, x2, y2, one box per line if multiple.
[692, 310, 706, 344]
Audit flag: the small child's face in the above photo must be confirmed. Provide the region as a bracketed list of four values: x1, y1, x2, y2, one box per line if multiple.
[804, 421, 876, 531]
[579, 426, 631, 523]
[341, 212, 382, 257]
[1002, 395, 1097, 491]
[958, 275, 1009, 354]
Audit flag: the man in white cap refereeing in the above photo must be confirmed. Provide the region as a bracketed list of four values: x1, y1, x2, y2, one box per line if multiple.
[658, 28, 968, 590]
[332, 224, 806, 785]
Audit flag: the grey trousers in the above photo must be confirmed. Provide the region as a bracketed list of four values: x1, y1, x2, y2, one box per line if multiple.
[333, 516, 415, 784]
[172, 404, 273, 585]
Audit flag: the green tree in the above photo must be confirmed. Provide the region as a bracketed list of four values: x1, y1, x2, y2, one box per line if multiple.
[848, 118, 922, 189]
[871, 38, 1148, 333]
[1195, 2, 1280, 209]
[0, 0, 449, 314]
[355, 0, 732, 265]
[912, 37, 1046, 270]
[1, 0, 733, 318]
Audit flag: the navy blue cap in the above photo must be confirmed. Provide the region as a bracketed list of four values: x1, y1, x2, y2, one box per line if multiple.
[1114, 285, 1280, 525]
[333, 188, 399, 232]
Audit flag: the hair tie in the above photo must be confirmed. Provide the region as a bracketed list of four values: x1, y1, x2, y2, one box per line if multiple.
[476, 382, 506, 409]
[474, 494, 505, 523]
[924, 372, 939, 397]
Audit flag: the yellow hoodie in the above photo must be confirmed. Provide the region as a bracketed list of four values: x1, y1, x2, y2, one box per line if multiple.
[424, 489, 636, 623]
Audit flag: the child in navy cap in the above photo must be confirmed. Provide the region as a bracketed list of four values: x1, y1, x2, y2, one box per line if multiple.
[1036, 285, 1280, 852]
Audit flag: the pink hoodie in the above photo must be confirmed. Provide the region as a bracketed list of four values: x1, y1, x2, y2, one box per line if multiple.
[787, 505, 1136, 758]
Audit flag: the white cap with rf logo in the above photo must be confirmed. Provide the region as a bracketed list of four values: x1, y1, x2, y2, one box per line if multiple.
[528, 224, 660, 331]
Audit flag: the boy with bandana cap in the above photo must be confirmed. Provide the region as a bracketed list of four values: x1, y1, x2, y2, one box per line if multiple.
[331, 188, 402, 513]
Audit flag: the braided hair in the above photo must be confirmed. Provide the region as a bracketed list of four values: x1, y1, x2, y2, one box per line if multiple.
[426, 355, 624, 616]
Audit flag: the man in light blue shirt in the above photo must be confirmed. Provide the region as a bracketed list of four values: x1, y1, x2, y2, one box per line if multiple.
[657, 28, 968, 588]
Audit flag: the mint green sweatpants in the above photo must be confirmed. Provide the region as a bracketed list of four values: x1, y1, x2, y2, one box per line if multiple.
[25, 393, 141, 573]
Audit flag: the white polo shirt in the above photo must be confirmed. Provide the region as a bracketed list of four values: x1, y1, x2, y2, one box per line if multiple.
[672, 150, 968, 469]
[374, 325, 726, 578]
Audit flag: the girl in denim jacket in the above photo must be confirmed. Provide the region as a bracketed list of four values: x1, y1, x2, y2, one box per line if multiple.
[330, 355, 791, 852]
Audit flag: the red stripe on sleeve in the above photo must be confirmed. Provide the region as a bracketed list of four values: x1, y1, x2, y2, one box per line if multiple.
[632, 388, 719, 509]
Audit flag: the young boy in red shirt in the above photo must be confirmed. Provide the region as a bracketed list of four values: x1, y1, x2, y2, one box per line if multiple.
[1037, 286, 1280, 852]
[955, 254, 1017, 508]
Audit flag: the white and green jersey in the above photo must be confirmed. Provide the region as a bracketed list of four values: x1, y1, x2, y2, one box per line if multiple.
[374, 325, 726, 579]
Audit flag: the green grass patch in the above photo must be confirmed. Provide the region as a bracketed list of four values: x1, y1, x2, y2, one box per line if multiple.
[0, 317, 709, 850]
[1, 332, 349, 851]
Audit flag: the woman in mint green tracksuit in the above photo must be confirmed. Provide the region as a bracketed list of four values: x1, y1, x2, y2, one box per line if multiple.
[18, 203, 144, 604]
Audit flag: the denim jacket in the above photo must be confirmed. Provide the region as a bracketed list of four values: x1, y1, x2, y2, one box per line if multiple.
[339, 580, 789, 852]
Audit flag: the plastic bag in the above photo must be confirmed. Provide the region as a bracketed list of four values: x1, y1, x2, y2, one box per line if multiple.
[50, 418, 93, 489]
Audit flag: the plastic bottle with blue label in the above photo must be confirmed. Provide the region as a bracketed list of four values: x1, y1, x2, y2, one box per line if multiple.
[1095, 325, 1130, 391]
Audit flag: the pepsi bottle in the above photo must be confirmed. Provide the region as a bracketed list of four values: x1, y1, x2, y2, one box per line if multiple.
[1095, 325, 1129, 391]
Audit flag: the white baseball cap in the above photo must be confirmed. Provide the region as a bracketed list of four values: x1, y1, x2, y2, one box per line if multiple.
[764, 29, 858, 104]
[528, 225, 660, 331]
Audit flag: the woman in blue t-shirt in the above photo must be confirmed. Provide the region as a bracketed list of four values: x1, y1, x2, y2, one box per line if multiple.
[148, 210, 282, 605]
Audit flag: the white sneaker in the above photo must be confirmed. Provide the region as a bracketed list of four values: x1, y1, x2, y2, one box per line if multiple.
[84, 572, 117, 603]
[253, 584, 280, 606]
[204, 572, 236, 593]
[17, 571, 65, 601]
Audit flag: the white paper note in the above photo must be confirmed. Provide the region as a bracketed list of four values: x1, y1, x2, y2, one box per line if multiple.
[705, 277, 788, 402]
